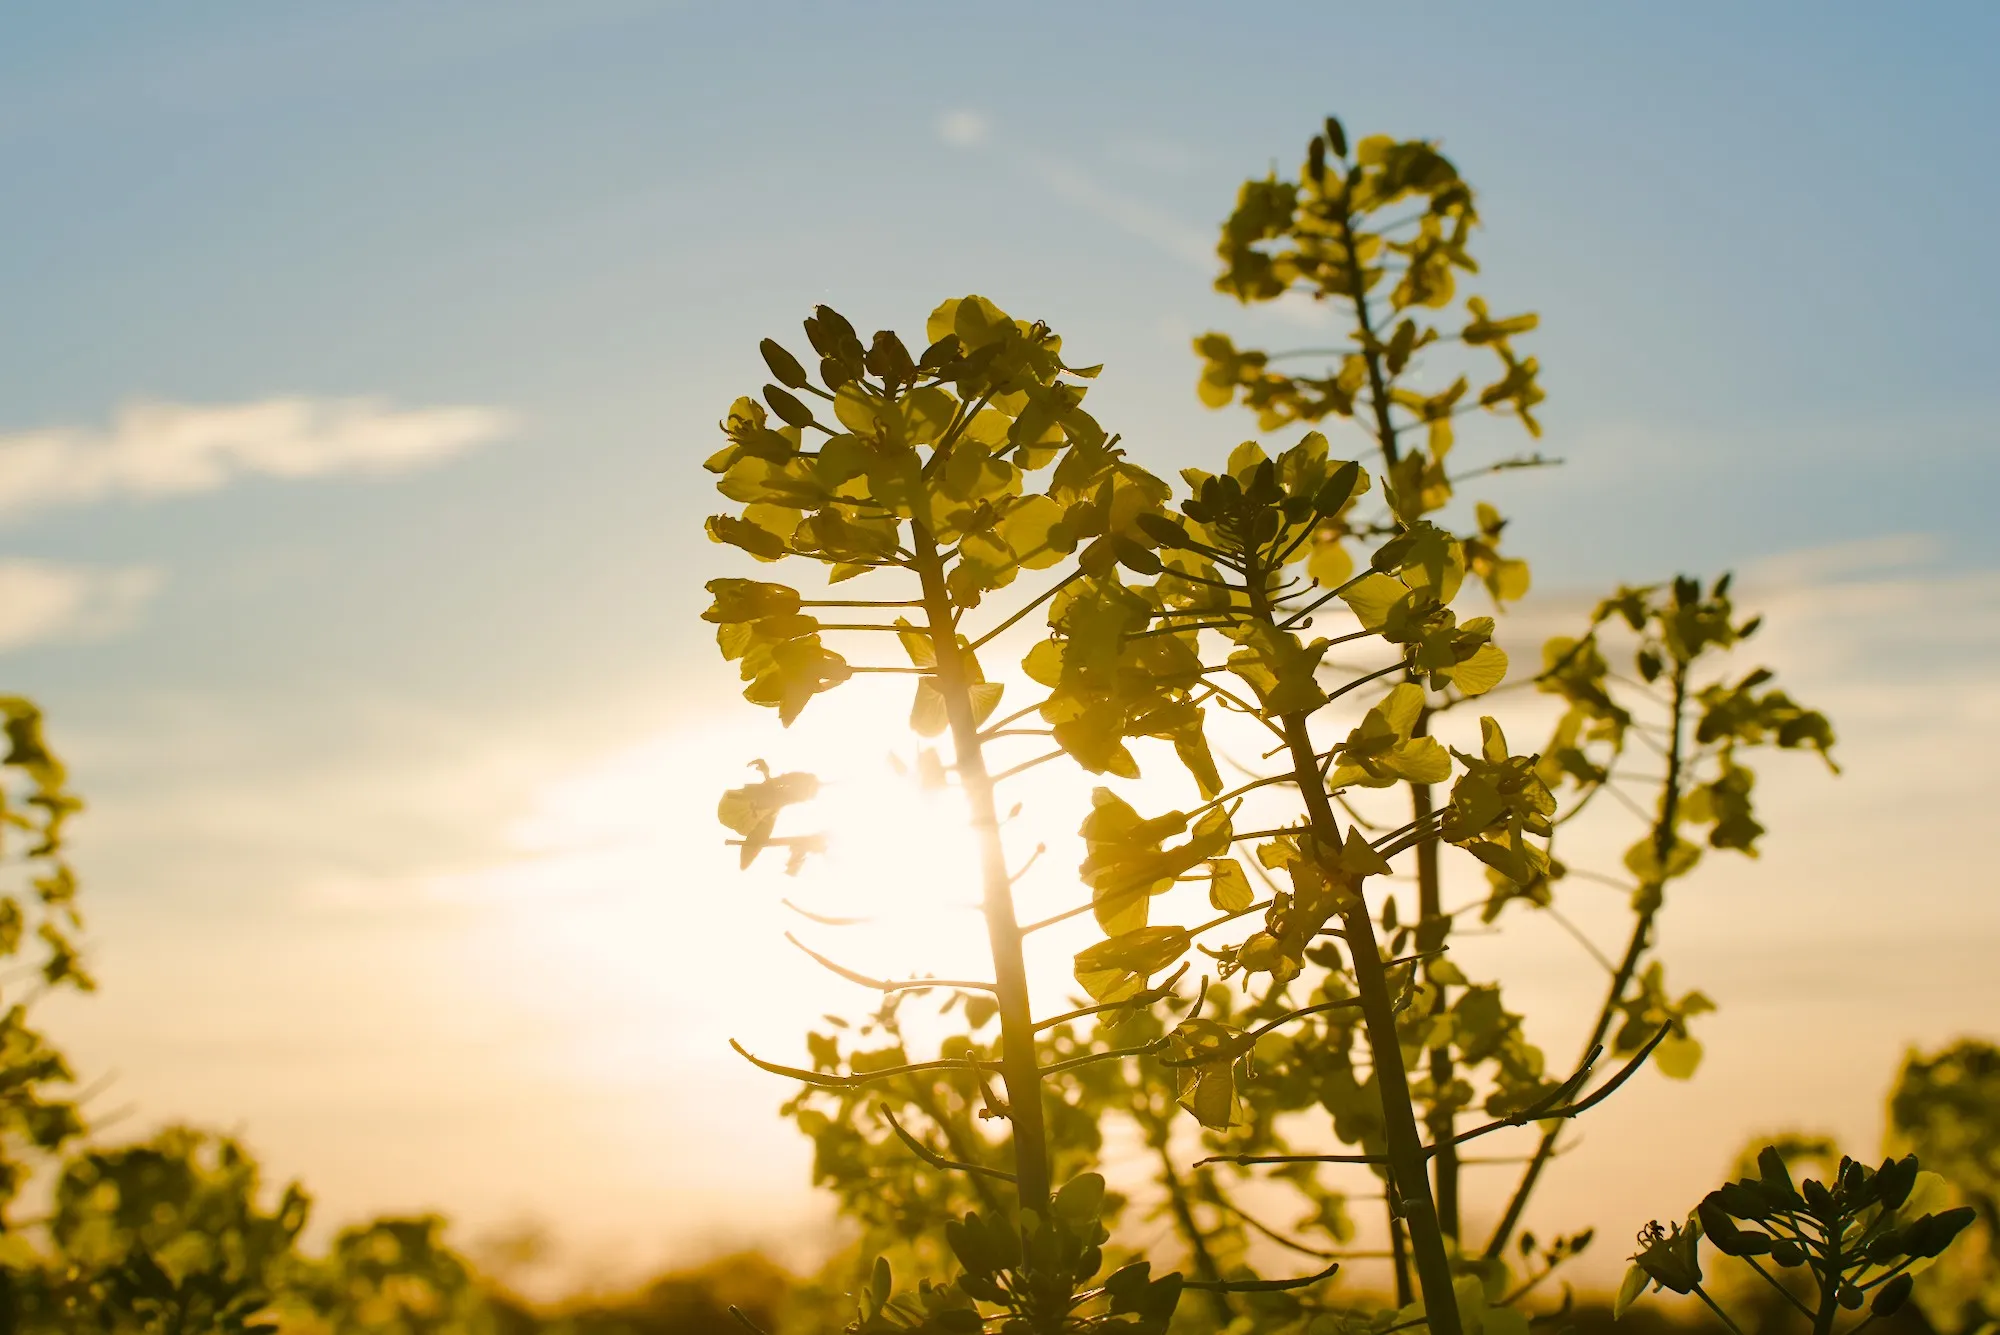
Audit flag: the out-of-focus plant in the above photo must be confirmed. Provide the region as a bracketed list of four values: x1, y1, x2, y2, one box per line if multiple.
[0, 697, 93, 1221]
[1885, 1041, 1997, 1333]
[1619, 1146, 1974, 1335]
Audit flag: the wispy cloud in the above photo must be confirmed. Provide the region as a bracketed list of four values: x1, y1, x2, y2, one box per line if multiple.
[0, 560, 160, 652]
[935, 109, 991, 148]
[0, 398, 515, 519]
[935, 109, 1220, 270]
[1023, 158, 1213, 268]
[934, 112, 1333, 335]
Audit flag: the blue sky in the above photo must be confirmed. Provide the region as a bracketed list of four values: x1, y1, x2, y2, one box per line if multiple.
[4, 0, 1997, 1290]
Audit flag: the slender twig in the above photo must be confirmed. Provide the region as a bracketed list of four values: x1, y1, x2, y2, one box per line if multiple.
[781, 899, 871, 927]
[969, 569, 1086, 650]
[786, 932, 996, 993]
[1040, 1041, 1165, 1077]
[1689, 1284, 1750, 1335]
[1159, 997, 1364, 1069]
[991, 750, 1064, 784]
[878, 1105, 1016, 1183]
[1033, 966, 1190, 1032]
[800, 598, 924, 609]
[1209, 1182, 1345, 1259]
[1543, 905, 1617, 974]
[1188, 898, 1275, 939]
[1325, 659, 1412, 706]
[981, 698, 1052, 737]
[1184, 1259, 1341, 1293]
[1208, 1025, 1671, 1168]
[1019, 899, 1096, 936]
[1009, 844, 1047, 883]
[729, 1039, 999, 1088]
[1741, 1255, 1817, 1319]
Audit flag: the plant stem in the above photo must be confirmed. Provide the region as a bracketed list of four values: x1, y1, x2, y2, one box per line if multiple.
[1812, 1230, 1843, 1335]
[1411, 754, 1459, 1241]
[1333, 186, 1458, 1289]
[1386, 1190, 1414, 1307]
[1482, 660, 1690, 1258]
[1155, 1138, 1234, 1324]
[914, 524, 1052, 1210]
[1246, 565, 1462, 1335]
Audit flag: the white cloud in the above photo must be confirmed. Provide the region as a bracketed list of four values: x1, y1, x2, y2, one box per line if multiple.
[0, 398, 515, 519]
[1025, 158, 1212, 268]
[0, 560, 160, 652]
[936, 109, 991, 148]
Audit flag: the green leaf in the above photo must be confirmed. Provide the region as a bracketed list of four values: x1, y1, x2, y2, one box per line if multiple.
[1612, 1264, 1649, 1318]
[910, 680, 949, 737]
[1053, 1173, 1107, 1227]
[1208, 858, 1254, 912]
[1653, 1033, 1703, 1081]
[1337, 826, 1394, 877]
[1339, 572, 1406, 629]
[1443, 642, 1509, 696]
[1074, 926, 1191, 1002]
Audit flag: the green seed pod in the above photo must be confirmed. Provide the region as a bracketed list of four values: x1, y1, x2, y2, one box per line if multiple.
[760, 338, 809, 389]
[763, 385, 815, 428]
[1872, 1274, 1913, 1317]
[1324, 115, 1348, 158]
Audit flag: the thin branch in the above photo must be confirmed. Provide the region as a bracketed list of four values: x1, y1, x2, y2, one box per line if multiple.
[786, 932, 996, 993]
[1155, 996, 1361, 1069]
[878, 1105, 1016, 1183]
[1543, 905, 1617, 974]
[981, 697, 1052, 737]
[1184, 1259, 1341, 1293]
[1040, 1041, 1164, 1077]
[1198, 686, 1292, 744]
[1189, 771, 1298, 817]
[991, 750, 1064, 784]
[969, 569, 1086, 650]
[799, 598, 924, 609]
[729, 1039, 999, 1089]
[1009, 844, 1047, 883]
[782, 899, 871, 927]
[1275, 568, 1375, 631]
[1740, 1255, 1817, 1319]
[1128, 619, 1237, 640]
[1209, 1025, 1672, 1169]
[1210, 1183, 1345, 1259]
[1689, 1284, 1750, 1335]
[1325, 659, 1412, 706]
[1188, 898, 1274, 939]
[1019, 899, 1096, 936]
[1032, 966, 1190, 1032]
